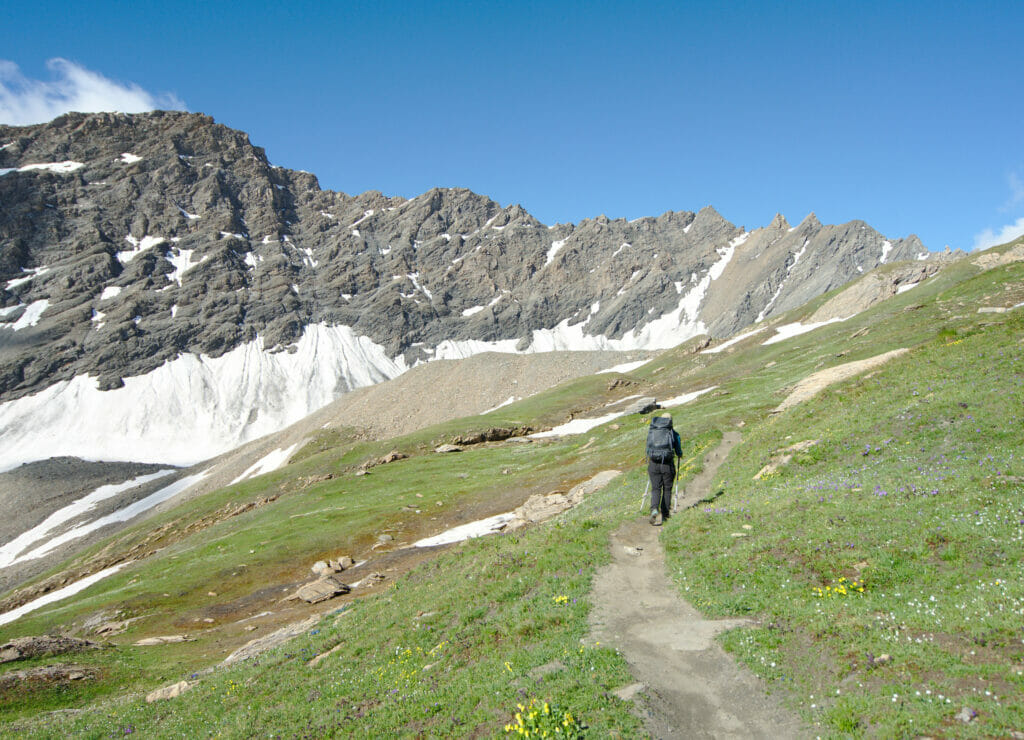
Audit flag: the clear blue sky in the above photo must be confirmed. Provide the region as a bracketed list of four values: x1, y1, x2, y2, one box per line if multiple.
[3, 0, 1023, 251]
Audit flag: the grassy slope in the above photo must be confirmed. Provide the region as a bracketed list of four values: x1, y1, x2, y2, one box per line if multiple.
[1, 242, 1022, 736]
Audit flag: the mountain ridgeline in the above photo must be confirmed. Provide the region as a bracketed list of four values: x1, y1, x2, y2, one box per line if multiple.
[0, 111, 935, 467]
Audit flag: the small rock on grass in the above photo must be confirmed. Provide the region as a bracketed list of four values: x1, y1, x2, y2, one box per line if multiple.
[146, 680, 191, 703]
[134, 635, 193, 646]
[955, 707, 977, 723]
[434, 444, 462, 453]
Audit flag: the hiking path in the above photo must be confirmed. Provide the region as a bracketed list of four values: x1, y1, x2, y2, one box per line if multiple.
[588, 430, 808, 739]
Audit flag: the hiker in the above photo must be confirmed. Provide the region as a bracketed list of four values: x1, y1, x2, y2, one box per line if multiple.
[646, 412, 682, 525]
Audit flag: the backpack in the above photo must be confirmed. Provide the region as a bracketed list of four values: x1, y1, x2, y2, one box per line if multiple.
[646, 417, 675, 463]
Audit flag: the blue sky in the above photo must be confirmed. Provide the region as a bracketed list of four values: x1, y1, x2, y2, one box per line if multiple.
[2, 0, 1023, 251]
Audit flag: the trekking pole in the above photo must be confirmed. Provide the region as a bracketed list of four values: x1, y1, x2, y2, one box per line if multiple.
[640, 478, 650, 512]
[672, 456, 680, 513]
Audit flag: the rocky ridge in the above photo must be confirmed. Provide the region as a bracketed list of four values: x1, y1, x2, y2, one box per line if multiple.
[1, 111, 933, 401]
[0, 111, 944, 468]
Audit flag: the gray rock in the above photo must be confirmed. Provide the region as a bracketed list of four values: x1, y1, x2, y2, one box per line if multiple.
[0, 664, 97, 689]
[434, 444, 462, 454]
[310, 560, 333, 576]
[0, 111, 934, 409]
[222, 615, 319, 665]
[146, 680, 191, 702]
[622, 396, 659, 415]
[955, 707, 977, 723]
[291, 575, 350, 604]
[0, 635, 103, 663]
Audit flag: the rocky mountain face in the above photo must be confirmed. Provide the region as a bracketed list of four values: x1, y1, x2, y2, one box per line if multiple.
[0, 111, 931, 468]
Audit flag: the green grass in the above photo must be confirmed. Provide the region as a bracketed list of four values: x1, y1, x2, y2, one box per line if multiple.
[4, 473, 666, 738]
[663, 263, 1024, 736]
[2, 249, 1023, 736]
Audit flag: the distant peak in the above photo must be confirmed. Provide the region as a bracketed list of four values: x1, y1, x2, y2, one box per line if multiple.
[769, 212, 790, 230]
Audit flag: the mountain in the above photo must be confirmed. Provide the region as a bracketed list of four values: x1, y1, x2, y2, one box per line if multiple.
[0, 111, 934, 469]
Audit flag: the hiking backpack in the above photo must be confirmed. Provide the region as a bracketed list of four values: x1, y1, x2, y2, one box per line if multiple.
[646, 417, 675, 463]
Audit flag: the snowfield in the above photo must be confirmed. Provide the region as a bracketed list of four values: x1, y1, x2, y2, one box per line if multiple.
[0, 324, 406, 471]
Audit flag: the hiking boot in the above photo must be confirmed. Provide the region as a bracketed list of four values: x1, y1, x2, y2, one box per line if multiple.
[649, 510, 660, 526]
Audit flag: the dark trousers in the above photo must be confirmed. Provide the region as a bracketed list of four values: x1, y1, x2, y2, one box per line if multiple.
[648, 460, 675, 516]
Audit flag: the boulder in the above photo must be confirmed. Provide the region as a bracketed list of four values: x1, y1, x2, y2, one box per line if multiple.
[434, 444, 462, 453]
[291, 575, 351, 604]
[0, 664, 97, 689]
[146, 680, 192, 703]
[311, 560, 334, 576]
[0, 635, 104, 663]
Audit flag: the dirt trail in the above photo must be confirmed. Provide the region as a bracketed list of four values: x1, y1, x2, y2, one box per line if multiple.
[589, 431, 808, 739]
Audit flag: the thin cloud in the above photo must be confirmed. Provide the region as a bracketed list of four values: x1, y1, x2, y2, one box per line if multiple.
[1001, 172, 1024, 213]
[972, 216, 1024, 252]
[0, 58, 185, 125]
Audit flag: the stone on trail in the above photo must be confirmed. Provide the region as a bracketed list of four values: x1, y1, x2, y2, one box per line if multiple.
[146, 680, 191, 703]
[0, 635, 104, 663]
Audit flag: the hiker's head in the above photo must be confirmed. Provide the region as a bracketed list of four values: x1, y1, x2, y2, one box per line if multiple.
[660, 412, 672, 421]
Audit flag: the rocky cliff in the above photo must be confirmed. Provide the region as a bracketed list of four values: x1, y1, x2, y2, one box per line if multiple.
[0, 111, 931, 467]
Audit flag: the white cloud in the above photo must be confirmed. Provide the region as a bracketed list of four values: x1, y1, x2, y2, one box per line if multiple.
[0, 58, 185, 125]
[972, 216, 1024, 252]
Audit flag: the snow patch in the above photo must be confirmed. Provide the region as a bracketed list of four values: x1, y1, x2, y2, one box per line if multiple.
[100, 286, 122, 300]
[462, 305, 485, 317]
[5, 266, 51, 290]
[7, 471, 208, 567]
[660, 386, 716, 407]
[166, 249, 204, 285]
[10, 300, 48, 330]
[117, 235, 165, 264]
[119, 153, 142, 164]
[350, 210, 375, 228]
[483, 396, 519, 414]
[702, 327, 767, 354]
[597, 360, 648, 375]
[0, 470, 175, 569]
[612, 242, 631, 258]
[0, 563, 131, 627]
[530, 411, 626, 439]
[762, 317, 852, 346]
[0, 305, 24, 319]
[896, 282, 920, 294]
[880, 240, 893, 264]
[229, 444, 300, 485]
[413, 513, 516, 548]
[0, 160, 84, 176]
[177, 205, 200, 220]
[407, 272, 432, 300]
[546, 239, 568, 266]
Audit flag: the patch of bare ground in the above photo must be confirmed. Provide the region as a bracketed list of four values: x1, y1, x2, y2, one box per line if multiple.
[773, 349, 909, 413]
